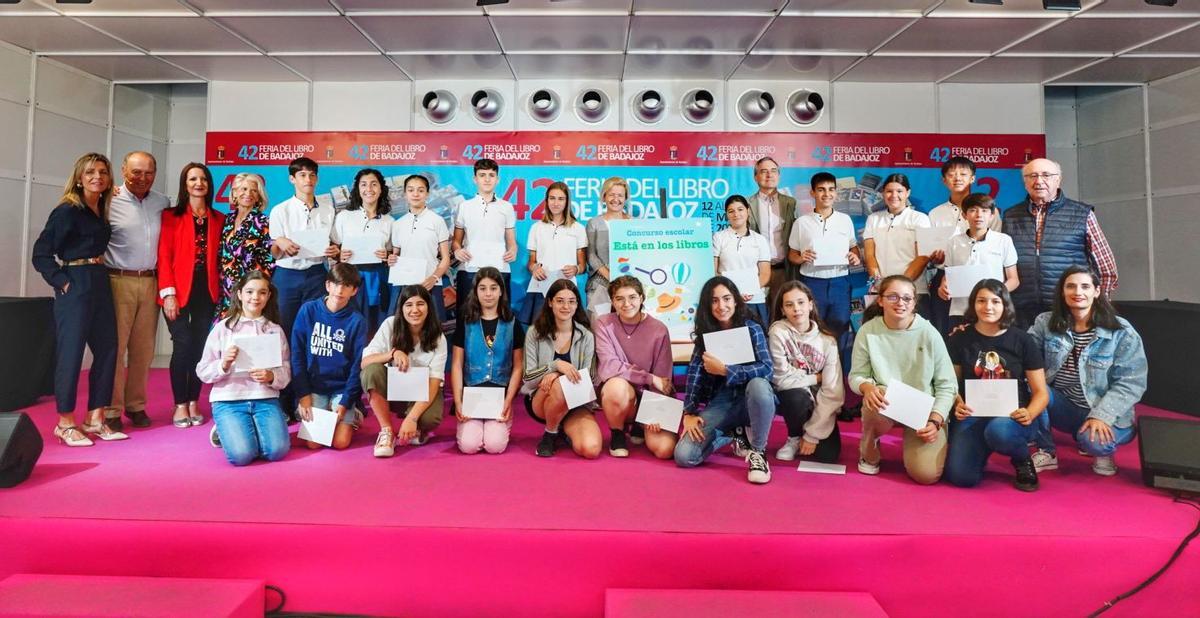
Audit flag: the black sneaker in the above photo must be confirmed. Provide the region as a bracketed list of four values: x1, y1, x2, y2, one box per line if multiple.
[609, 430, 629, 458]
[747, 450, 771, 484]
[536, 431, 558, 457]
[838, 403, 862, 422]
[628, 423, 645, 446]
[1013, 458, 1039, 492]
[731, 427, 752, 459]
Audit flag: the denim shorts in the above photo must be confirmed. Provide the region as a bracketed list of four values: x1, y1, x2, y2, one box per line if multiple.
[308, 392, 364, 428]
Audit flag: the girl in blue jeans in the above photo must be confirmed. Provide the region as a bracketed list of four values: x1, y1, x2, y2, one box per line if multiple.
[944, 280, 1049, 491]
[674, 276, 776, 485]
[197, 271, 292, 466]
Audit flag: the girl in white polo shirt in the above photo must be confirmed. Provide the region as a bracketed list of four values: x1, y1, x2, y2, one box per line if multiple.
[520, 181, 587, 323]
[389, 174, 452, 322]
[862, 173, 932, 316]
[712, 194, 771, 324]
[332, 168, 394, 336]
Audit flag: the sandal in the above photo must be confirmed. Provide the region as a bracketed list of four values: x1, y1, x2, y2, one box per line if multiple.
[172, 405, 191, 428]
[82, 415, 129, 441]
[54, 424, 94, 447]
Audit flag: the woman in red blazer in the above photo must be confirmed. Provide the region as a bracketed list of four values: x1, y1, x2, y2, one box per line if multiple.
[158, 163, 225, 428]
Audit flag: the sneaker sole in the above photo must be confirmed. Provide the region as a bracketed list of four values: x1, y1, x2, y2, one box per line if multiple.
[1013, 481, 1039, 492]
[1033, 463, 1058, 472]
[609, 448, 629, 458]
[776, 452, 797, 462]
[1092, 467, 1117, 477]
[857, 460, 881, 475]
[748, 475, 771, 484]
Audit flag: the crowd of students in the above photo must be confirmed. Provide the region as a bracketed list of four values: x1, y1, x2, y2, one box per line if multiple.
[31, 152, 1149, 491]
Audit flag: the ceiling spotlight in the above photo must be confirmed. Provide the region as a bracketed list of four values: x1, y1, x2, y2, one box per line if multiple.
[470, 89, 503, 124]
[574, 89, 610, 124]
[967, 0, 1002, 4]
[1144, 0, 1177, 5]
[1042, 0, 1081, 9]
[421, 90, 457, 124]
[632, 89, 665, 124]
[681, 89, 716, 125]
[476, 0, 508, 6]
[736, 89, 775, 126]
[528, 89, 561, 123]
[786, 89, 824, 126]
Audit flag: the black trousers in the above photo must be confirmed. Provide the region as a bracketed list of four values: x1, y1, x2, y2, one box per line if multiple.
[167, 267, 216, 405]
[776, 387, 842, 464]
[53, 264, 116, 414]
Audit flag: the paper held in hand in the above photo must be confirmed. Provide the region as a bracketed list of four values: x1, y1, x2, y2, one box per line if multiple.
[558, 368, 597, 409]
[945, 263, 996, 298]
[916, 226, 955, 257]
[634, 390, 684, 434]
[342, 233, 386, 265]
[297, 407, 337, 447]
[722, 267, 763, 304]
[702, 326, 755, 366]
[811, 234, 850, 266]
[463, 386, 505, 420]
[388, 366, 430, 402]
[291, 228, 331, 259]
[527, 268, 567, 295]
[388, 257, 428, 286]
[232, 334, 283, 373]
[878, 379, 936, 430]
[965, 379, 1019, 418]
[470, 241, 505, 270]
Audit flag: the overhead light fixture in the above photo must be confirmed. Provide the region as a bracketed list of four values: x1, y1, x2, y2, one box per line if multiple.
[736, 89, 775, 126]
[476, 0, 508, 6]
[421, 90, 457, 124]
[469, 89, 503, 124]
[1145, 0, 1177, 5]
[786, 89, 824, 126]
[528, 89, 561, 123]
[631, 89, 665, 124]
[1042, 0, 1081, 9]
[681, 89, 716, 125]
[574, 89, 610, 124]
[967, 0, 1003, 4]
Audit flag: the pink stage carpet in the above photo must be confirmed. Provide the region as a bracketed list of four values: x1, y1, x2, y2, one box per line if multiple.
[1, 369, 1197, 617]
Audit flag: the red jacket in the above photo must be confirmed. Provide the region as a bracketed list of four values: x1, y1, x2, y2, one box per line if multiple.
[157, 207, 225, 307]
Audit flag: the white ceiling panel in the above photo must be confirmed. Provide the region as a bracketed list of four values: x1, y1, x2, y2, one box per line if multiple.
[187, 0, 337, 14]
[1009, 17, 1198, 54]
[79, 16, 256, 53]
[1050, 56, 1200, 84]
[0, 16, 130, 53]
[755, 16, 913, 53]
[391, 53, 511, 80]
[780, 0, 933, 13]
[839, 55, 980, 82]
[44, 0, 194, 15]
[214, 17, 376, 53]
[492, 16, 628, 52]
[1130, 23, 1200, 54]
[0, 4, 55, 15]
[732, 54, 861, 80]
[488, 0, 631, 11]
[623, 53, 742, 79]
[45, 54, 200, 82]
[163, 54, 304, 81]
[278, 54, 409, 81]
[634, 0, 784, 11]
[353, 16, 499, 53]
[1083, 0, 1200, 15]
[509, 53, 624, 79]
[931, 0, 1101, 15]
[880, 17, 1059, 54]
[339, 0, 483, 11]
[943, 55, 1104, 83]
[629, 16, 770, 52]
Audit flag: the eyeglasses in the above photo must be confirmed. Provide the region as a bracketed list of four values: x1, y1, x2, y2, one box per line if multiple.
[1023, 172, 1060, 181]
[882, 294, 916, 304]
[552, 298, 578, 307]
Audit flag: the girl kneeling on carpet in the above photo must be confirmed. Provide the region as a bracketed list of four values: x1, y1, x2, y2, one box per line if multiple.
[1027, 266, 1147, 477]
[944, 279, 1049, 491]
[362, 284, 448, 458]
[196, 271, 291, 466]
[849, 275, 956, 484]
[524, 278, 601, 458]
[674, 276, 776, 485]
[767, 281, 844, 464]
[452, 267, 524, 454]
[594, 275, 676, 459]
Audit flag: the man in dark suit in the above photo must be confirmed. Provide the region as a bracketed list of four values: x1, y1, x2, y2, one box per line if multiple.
[747, 156, 796, 306]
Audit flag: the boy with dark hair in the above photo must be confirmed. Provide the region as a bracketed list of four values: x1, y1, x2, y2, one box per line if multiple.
[788, 172, 861, 343]
[927, 157, 1000, 335]
[451, 158, 517, 327]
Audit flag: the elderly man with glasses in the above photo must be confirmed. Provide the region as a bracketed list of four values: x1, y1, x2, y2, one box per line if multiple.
[1002, 158, 1118, 328]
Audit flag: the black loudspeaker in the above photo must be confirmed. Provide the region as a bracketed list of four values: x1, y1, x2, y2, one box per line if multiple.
[1138, 416, 1200, 495]
[0, 412, 43, 488]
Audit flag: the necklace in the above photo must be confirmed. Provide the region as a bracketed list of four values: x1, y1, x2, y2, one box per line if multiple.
[618, 314, 644, 339]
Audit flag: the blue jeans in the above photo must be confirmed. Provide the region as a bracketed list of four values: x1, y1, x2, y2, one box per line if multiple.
[800, 274, 853, 373]
[674, 377, 776, 467]
[1036, 388, 1136, 457]
[945, 416, 1039, 487]
[212, 398, 291, 466]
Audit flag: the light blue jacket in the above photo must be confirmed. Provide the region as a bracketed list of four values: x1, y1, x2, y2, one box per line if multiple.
[1028, 313, 1147, 428]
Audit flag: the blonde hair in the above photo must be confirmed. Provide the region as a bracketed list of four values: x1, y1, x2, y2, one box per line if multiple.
[233, 172, 268, 211]
[600, 176, 630, 205]
[60, 153, 113, 213]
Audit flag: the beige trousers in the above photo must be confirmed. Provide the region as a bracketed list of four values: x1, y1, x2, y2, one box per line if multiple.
[107, 273, 159, 417]
[861, 406, 948, 485]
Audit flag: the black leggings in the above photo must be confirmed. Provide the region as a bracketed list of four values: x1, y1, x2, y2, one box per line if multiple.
[776, 387, 842, 464]
[167, 267, 216, 405]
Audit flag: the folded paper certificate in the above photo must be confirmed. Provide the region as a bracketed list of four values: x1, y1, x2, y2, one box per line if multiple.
[470, 241, 505, 270]
[635, 391, 684, 434]
[232, 334, 283, 372]
[879, 379, 936, 430]
[388, 366, 430, 402]
[965, 379, 1019, 418]
[722, 267, 763, 304]
[388, 257, 428, 286]
[591, 302, 612, 315]
[812, 234, 850, 266]
[797, 461, 847, 475]
[703, 326, 755, 366]
[291, 228, 331, 259]
[916, 226, 955, 256]
[946, 263, 996, 298]
[463, 386, 505, 420]
[342, 233, 386, 265]
[297, 407, 337, 447]
[527, 268, 566, 295]
[558, 368, 597, 410]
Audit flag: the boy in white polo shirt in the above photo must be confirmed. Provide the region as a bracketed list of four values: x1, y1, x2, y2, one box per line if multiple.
[451, 158, 516, 326]
[788, 172, 861, 341]
[938, 193, 1018, 330]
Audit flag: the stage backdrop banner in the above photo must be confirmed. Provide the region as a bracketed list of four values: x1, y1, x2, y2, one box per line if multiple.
[206, 131, 1045, 325]
[609, 218, 714, 339]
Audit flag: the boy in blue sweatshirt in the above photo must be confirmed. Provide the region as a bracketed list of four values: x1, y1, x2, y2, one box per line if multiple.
[291, 262, 369, 450]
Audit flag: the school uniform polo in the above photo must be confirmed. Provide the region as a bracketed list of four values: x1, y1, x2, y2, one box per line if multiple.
[944, 230, 1018, 316]
[862, 206, 931, 294]
[712, 227, 771, 304]
[269, 196, 335, 271]
[788, 210, 857, 279]
[455, 195, 516, 273]
[526, 220, 587, 273]
[392, 207, 451, 280]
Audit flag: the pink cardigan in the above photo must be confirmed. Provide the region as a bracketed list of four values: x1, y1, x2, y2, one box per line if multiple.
[196, 316, 291, 402]
[593, 312, 673, 387]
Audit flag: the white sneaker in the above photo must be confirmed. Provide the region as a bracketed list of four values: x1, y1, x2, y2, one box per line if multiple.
[1031, 449, 1058, 472]
[374, 429, 395, 458]
[857, 434, 880, 475]
[209, 425, 221, 448]
[408, 431, 430, 446]
[1092, 455, 1117, 476]
[747, 451, 771, 484]
[776, 436, 803, 461]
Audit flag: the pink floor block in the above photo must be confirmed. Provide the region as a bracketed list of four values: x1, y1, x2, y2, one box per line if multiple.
[605, 589, 888, 618]
[0, 574, 264, 618]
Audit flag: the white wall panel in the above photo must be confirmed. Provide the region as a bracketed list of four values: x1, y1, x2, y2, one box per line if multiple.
[1148, 116, 1200, 195]
[31, 110, 108, 186]
[1092, 198, 1150, 301]
[1148, 69, 1200, 128]
[25, 183, 64, 299]
[0, 177, 25, 297]
[207, 81, 309, 131]
[34, 59, 109, 128]
[313, 81, 411, 131]
[1043, 86, 1079, 200]
[0, 45, 31, 106]
[1150, 194, 1200, 303]
[0, 98, 28, 179]
[937, 83, 1042, 134]
[113, 85, 171, 142]
[1076, 86, 1144, 145]
[829, 82, 936, 133]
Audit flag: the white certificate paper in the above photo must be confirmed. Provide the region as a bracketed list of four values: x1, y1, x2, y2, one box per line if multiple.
[291, 228, 331, 259]
[558, 368, 597, 410]
[470, 241, 505, 270]
[797, 461, 847, 475]
[635, 390, 684, 434]
[342, 233, 385, 265]
[463, 386, 505, 420]
[388, 366, 430, 402]
[722, 267, 763, 304]
[879, 379, 936, 430]
[916, 226, 955, 256]
[297, 407, 337, 447]
[811, 234, 850, 266]
[591, 302, 611, 315]
[703, 326, 755, 366]
[232, 334, 283, 372]
[945, 263, 995, 298]
[965, 379, 1019, 418]
[388, 257, 428, 286]
[527, 268, 566, 295]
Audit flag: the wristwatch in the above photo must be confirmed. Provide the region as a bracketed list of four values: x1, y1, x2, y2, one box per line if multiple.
[928, 416, 944, 430]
